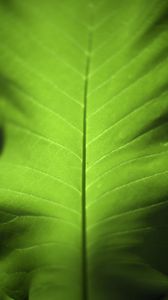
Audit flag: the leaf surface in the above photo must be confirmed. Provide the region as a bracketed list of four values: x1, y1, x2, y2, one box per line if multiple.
[0, 0, 168, 299]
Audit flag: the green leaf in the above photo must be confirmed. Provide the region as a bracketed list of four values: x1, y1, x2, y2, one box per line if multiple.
[0, 0, 168, 299]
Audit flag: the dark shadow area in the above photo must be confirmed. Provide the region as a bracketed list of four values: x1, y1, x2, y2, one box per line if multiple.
[135, 3, 168, 49]
[0, 73, 26, 113]
[0, 0, 24, 28]
[90, 195, 168, 299]
[90, 261, 168, 300]
[158, 295, 168, 300]
[7, 279, 29, 300]
[150, 82, 168, 100]
[145, 45, 168, 71]
[146, 111, 168, 134]
[0, 0, 12, 5]
[125, 80, 168, 147]
[0, 0, 20, 14]
[126, 42, 168, 86]
[133, 109, 168, 146]
[139, 202, 168, 277]
[0, 220, 27, 258]
[0, 0, 13, 8]
[0, 73, 27, 155]
[0, 218, 30, 300]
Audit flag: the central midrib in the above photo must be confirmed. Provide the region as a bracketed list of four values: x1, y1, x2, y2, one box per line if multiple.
[82, 2, 94, 300]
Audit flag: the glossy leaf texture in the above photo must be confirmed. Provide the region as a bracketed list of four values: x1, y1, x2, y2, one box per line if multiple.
[0, 0, 168, 300]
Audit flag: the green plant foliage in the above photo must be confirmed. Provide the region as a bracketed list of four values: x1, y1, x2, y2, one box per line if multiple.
[0, 0, 168, 299]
